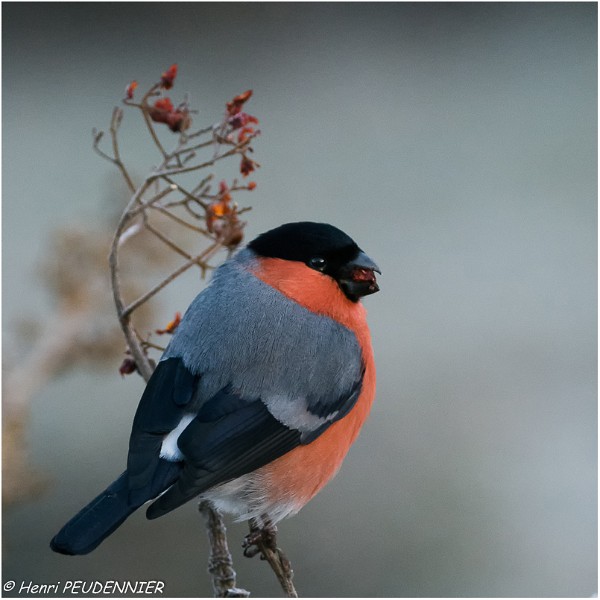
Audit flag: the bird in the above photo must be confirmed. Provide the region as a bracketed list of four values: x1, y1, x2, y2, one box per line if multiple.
[50, 221, 380, 556]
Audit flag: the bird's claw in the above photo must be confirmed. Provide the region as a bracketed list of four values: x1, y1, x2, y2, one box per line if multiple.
[242, 521, 278, 558]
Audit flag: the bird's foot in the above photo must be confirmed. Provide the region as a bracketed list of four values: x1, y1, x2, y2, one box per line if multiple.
[242, 518, 278, 558]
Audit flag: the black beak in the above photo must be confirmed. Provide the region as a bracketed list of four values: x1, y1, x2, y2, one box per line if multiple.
[338, 251, 381, 302]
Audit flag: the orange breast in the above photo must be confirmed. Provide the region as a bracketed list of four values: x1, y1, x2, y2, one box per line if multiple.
[250, 257, 377, 509]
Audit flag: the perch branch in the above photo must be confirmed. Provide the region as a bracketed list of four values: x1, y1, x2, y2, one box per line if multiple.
[244, 520, 298, 597]
[199, 502, 250, 598]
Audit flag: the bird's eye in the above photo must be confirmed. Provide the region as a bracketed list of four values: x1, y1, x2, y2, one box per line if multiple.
[308, 257, 327, 271]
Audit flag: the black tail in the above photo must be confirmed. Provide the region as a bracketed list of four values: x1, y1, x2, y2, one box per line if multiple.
[50, 461, 181, 555]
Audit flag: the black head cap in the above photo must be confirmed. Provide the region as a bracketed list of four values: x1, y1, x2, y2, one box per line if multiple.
[249, 222, 359, 264]
[248, 222, 380, 302]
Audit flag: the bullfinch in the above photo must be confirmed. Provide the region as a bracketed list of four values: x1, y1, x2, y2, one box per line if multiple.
[50, 221, 380, 556]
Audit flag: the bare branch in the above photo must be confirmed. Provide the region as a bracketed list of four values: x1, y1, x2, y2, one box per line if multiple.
[199, 502, 250, 598]
[92, 129, 116, 164]
[155, 134, 256, 179]
[128, 184, 178, 218]
[121, 242, 221, 320]
[180, 199, 207, 221]
[191, 174, 215, 196]
[144, 222, 192, 260]
[244, 520, 298, 597]
[261, 546, 297, 598]
[108, 179, 155, 381]
[142, 108, 170, 163]
[154, 147, 239, 179]
[162, 175, 210, 210]
[186, 122, 218, 140]
[141, 339, 167, 353]
[180, 150, 197, 165]
[131, 83, 171, 164]
[109, 108, 136, 193]
[173, 137, 215, 159]
[149, 204, 210, 235]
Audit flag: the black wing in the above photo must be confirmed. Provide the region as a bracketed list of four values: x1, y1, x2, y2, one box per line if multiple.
[145, 370, 364, 519]
[127, 357, 198, 493]
[145, 387, 302, 519]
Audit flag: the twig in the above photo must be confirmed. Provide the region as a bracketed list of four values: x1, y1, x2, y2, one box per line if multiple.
[245, 520, 298, 597]
[121, 242, 221, 319]
[134, 83, 170, 163]
[91, 121, 136, 195]
[108, 179, 155, 381]
[199, 502, 250, 598]
[142, 108, 170, 162]
[144, 222, 192, 260]
[110, 108, 136, 193]
[154, 143, 245, 179]
[186, 123, 218, 140]
[128, 184, 178, 218]
[180, 150, 197, 166]
[191, 174, 215, 196]
[173, 137, 215, 158]
[263, 547, 297, 598]
[92, 131, 115, 164]
[141, 339, 166, 353]
[149, 204, 210, 235]
[180, 200, 207, 221]
[161, 175, 211, 210]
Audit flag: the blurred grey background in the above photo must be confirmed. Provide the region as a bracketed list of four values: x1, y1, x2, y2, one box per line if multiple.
[2, 2, 597, 597]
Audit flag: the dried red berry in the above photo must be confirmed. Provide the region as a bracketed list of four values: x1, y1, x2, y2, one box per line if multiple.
[240, 156, 258, 177]
[155, 312, 182, 335]
[125, 80, 138, 100]
[226, 90, 253, 116]
[119, 357, 137, 376]
[160, 64, 178, 89]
